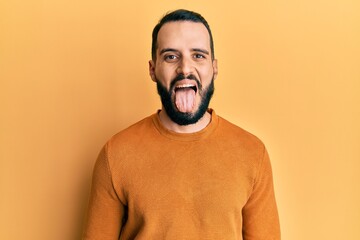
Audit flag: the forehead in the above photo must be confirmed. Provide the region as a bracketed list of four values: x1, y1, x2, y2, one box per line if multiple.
[157, 21, 211, 53]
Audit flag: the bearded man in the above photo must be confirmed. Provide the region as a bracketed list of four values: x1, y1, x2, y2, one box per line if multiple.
[83, 9, 280, 240]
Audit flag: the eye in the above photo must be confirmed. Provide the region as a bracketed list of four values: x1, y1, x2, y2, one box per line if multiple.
[164, 55, 178, 62]
[194, 54, 205, 59]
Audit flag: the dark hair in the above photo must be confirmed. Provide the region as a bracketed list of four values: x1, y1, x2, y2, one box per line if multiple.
[151, 9, 215, 61]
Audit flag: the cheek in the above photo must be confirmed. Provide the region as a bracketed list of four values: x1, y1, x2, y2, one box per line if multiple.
[199, 66, 214, 81]
[156, 67, 177, 86]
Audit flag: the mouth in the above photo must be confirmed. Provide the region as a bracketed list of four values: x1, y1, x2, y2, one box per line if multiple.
[174, 83, 197, 93]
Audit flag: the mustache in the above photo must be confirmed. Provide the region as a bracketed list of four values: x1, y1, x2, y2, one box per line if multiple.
[170, 74, 202, 91]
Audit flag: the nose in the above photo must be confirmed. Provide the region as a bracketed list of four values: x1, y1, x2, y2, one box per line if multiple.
[176, 56, 194, 76]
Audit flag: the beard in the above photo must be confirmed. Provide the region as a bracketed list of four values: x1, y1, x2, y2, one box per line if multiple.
[156, 73, 215, 126]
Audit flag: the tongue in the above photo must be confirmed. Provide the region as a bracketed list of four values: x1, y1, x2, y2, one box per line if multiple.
[175, 88, 196, 112]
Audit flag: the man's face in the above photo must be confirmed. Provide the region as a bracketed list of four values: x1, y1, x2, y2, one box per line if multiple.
[149, 21, 218, 125]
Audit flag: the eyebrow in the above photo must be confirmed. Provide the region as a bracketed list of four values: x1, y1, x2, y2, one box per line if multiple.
[159, 48, 179, 55]
[192, 48, 209, 55]
[159, 48, 210, 55]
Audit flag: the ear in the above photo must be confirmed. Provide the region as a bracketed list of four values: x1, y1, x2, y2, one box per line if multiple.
[149, 60, 156, 82]
[212, 59, 218, 80]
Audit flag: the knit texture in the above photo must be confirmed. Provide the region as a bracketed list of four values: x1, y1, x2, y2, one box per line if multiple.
[83, 109, 280, 239]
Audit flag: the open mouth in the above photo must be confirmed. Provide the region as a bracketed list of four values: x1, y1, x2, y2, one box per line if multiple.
[174, 84, 197, 93]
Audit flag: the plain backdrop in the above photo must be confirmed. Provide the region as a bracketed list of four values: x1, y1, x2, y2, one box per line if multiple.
[1, 0, 359, 239]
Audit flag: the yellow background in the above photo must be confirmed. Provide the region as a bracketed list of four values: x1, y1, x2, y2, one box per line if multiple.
[1, 0, 359, 239]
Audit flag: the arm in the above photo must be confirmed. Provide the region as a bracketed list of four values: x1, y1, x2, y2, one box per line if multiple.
[242, 147, 281, 239]
[83, 144, 125, 240]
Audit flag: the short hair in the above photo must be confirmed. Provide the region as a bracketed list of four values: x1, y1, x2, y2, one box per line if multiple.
[151, 9, 215, 61]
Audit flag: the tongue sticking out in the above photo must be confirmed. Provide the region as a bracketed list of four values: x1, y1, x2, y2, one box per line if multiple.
[175, 88, 196, 113]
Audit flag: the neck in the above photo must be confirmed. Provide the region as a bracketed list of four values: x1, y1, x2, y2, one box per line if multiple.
[158, 108, 211, 133]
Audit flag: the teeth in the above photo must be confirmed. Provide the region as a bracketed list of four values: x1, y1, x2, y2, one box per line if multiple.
[176, 84, 195, 89]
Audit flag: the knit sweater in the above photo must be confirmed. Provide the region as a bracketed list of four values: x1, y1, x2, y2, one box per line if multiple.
[83, 109, 280, 240]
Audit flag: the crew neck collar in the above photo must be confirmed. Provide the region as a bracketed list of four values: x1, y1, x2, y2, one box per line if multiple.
[152, 109, 219, 141]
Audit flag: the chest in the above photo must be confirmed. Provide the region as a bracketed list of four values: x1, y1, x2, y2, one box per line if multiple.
[114, 141, 256, 217]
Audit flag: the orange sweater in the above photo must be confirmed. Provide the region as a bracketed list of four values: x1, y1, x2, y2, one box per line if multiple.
[83, 110, 280, 239]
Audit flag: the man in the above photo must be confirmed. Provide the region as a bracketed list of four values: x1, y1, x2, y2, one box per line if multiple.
[83, 9, 280, 240]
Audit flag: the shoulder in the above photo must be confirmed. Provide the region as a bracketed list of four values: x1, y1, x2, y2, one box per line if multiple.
[216, 116, 265, 151]
[96, 114, 159, 176]
[103, 114, 157, 158]
[112, 114, 154, 141]
[212, 114, 271, 187]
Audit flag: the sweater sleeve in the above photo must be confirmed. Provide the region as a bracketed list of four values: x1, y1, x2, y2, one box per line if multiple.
[83, 144, 125, 240]
[242, 147, 281, 239]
